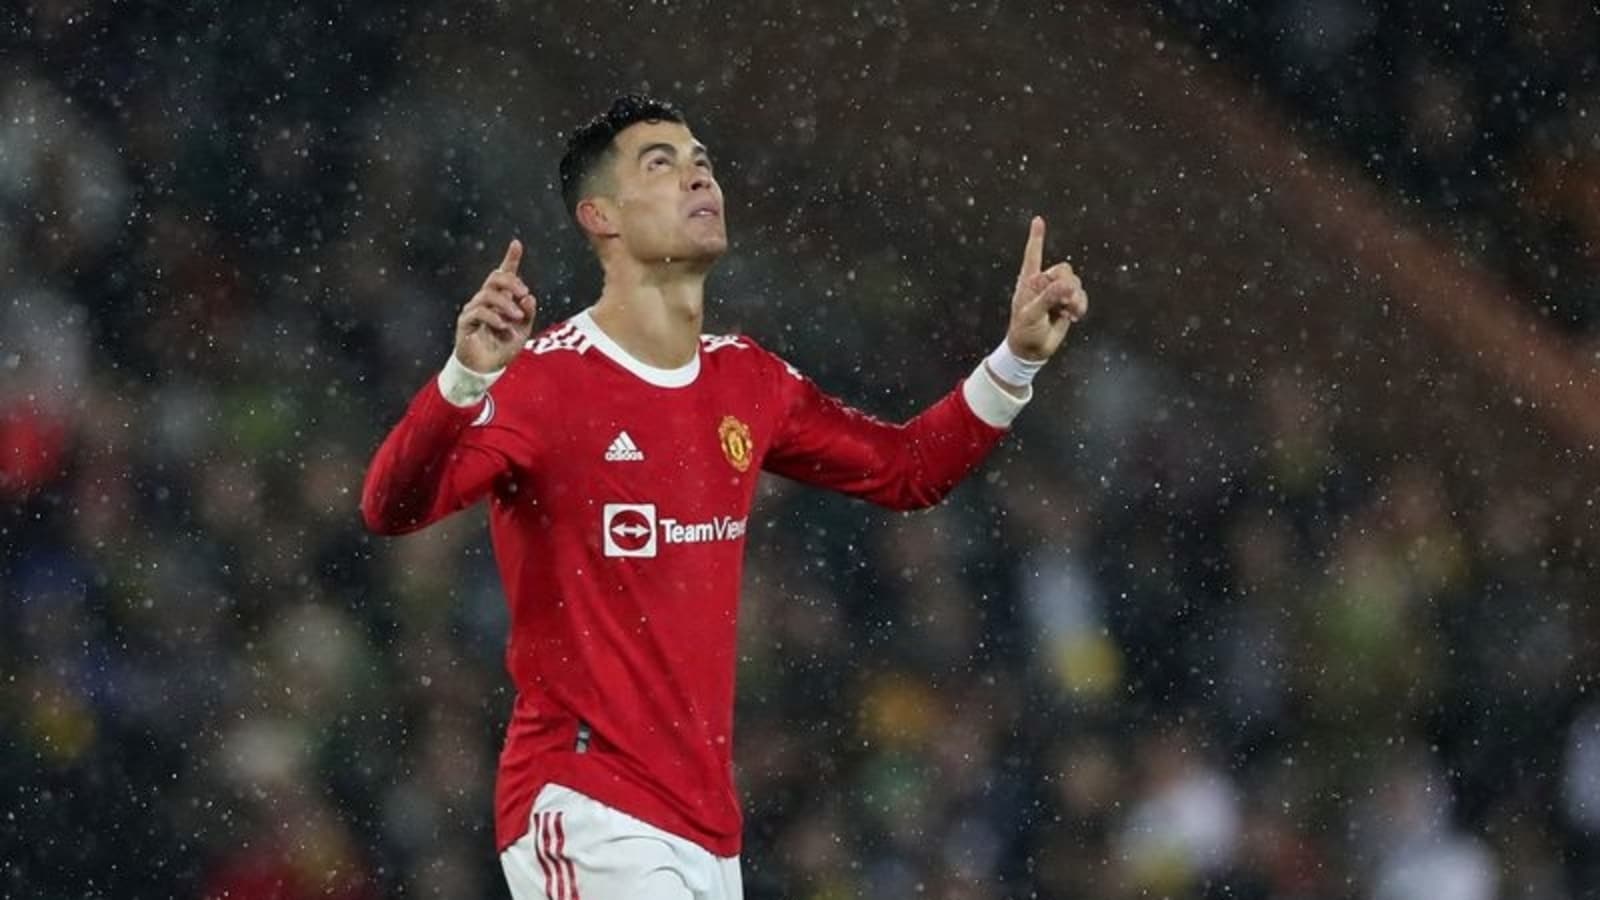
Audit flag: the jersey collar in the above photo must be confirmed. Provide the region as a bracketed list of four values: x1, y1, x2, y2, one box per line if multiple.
[572, 309, 701, 388]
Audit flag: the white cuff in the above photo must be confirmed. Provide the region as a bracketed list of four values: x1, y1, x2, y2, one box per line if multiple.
[436, 353, 506, 408]
[984, 340, 1046, 387]
[962, 362, 1031, 428]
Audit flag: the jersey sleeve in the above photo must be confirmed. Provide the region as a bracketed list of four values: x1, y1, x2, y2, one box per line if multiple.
[361, 358, 539, 535]
[759, 350, 1021, 511]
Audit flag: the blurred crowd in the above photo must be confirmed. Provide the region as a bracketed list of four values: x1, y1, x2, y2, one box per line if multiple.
[4, 2, 1600, 899]
[1155, 0, 1600, 335]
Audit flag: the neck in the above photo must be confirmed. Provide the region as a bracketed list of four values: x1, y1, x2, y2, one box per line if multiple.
[590, 256, 708, 368]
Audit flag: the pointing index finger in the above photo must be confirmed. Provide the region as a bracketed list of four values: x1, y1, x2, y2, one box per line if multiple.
[1019, 216, 1045, 279]
[498, 239, 524, 275]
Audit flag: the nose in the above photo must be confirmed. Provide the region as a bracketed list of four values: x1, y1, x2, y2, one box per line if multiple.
[685, 164, 713, 193]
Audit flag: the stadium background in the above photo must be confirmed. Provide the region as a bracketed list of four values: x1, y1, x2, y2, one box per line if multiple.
[4, 1, 1600, 897]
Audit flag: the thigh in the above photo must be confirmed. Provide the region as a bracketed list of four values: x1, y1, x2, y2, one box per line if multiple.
[500, 785, 698, 900]
[501, 822, 693, 900]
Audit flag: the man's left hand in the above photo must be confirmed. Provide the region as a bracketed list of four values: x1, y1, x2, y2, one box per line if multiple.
[1007, 216, 1088, 361]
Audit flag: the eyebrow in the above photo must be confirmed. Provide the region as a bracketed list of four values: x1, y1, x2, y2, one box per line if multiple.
[636, 142, 712, 162]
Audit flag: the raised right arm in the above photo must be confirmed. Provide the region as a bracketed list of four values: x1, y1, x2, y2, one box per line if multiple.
[361, 240, 539, 535]
[360, 360, 516, 534]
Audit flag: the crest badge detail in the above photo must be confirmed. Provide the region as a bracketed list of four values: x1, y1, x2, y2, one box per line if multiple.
[718, 416, 753, 473]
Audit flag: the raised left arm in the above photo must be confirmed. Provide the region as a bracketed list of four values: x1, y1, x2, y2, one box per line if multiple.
[762, 216, 1089, 510]
[985, 215, 1088, 397]
[761, 361, 1021, 510]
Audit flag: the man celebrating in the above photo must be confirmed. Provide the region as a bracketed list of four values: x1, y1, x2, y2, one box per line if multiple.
[361, 95, 1087, 900]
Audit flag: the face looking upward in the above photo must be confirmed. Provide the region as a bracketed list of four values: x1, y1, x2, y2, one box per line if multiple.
[580, 120, 727, 268]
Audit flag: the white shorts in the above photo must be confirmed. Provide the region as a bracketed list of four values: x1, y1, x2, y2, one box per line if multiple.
[500, 783, 743, 900]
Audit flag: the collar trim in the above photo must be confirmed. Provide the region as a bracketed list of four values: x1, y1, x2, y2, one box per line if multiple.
[573, 310, 701, 388]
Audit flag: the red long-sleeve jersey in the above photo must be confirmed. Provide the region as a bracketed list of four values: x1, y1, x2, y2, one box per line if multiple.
[361, 311, 1020, 856]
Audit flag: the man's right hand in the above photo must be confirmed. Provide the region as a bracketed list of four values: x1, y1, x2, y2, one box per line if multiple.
[455, 239, 538, 373]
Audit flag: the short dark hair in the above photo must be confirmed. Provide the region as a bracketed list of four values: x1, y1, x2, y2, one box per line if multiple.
[559, 94, 687, 222]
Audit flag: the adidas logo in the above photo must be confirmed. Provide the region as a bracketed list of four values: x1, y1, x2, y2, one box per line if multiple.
[604, 431, 645, 462]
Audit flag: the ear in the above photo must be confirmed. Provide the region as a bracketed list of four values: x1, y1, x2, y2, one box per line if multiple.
[576, 198, 619, 240]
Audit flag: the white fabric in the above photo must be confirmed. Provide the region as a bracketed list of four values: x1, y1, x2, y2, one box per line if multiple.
[572, 310, 701, 388]
[436, 353, 505, 407]
[501, 783, 742, 900]
[983, 340, 1045, 387]
[962, 362, 1031, 428]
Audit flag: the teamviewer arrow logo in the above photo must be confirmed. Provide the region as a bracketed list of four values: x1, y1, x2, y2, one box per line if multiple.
[603, 503, 658, 558]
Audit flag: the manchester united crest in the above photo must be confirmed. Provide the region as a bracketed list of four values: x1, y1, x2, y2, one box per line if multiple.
[718, 415, 753, 473]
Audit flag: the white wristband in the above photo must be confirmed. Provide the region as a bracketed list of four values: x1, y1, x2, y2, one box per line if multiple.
[436, 353, 506, 408]
[984, 340, 1045, 388]
[963, 363, 1030, 428]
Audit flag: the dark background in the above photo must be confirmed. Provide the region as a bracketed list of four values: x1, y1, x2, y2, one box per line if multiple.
[3, 1, 1599, 897]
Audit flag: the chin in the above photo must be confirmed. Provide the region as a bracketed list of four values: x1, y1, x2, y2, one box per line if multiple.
[656, 230, 727, 267]
[687, 235, 728, 261]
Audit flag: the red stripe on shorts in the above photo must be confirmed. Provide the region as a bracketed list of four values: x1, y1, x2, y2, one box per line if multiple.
[536, 812, 560, 900]
[543, 812, 568, 900]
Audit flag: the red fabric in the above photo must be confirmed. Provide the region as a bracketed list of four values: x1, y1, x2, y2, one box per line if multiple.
[362, 319, 1007, 856]
[202, 856, 301, 900]
[0, 404, 69, 497]
[201, 851, 376, 900]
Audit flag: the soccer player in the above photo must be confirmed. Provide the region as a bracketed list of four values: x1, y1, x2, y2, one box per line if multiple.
[361, 95, 1087, 900]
